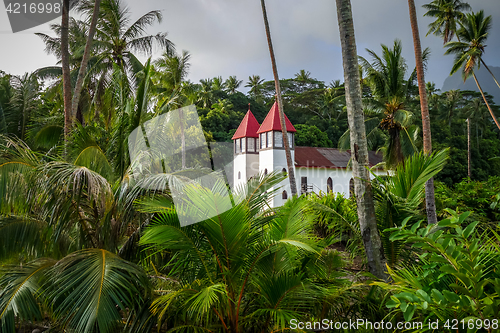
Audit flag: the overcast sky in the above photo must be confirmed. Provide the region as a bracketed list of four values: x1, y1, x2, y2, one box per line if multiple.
[1, 0, 499, 90]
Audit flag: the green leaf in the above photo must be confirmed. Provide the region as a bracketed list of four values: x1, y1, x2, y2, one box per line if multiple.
[438, 219, 452, 227]
[416, 289, 431, 303]
[432, 289, 445, 302]
[386, 298, 400, 308]
[463, 221, 479, 239]
[440, 264, 458, 274]
[442, 290, 460, 303]
[403, 303, 416, 322]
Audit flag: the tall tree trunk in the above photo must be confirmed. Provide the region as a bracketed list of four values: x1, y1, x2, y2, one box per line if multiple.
[481, 59, 500, 91]
[335, 0, 387, 280]
[260, 0, 298, 197]
[61, 0, 72, 138]
[407, 0, 438, 224]
[71, 0, 102, 122]
[472, 73, 500, 130]
[467, 118, 471, 179]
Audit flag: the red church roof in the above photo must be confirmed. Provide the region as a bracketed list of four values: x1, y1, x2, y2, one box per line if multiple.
[257, 101, 296, 134]
[231, 107, 260, 139]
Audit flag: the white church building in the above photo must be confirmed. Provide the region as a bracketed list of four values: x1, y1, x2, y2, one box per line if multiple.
[232, 102, 384, 207]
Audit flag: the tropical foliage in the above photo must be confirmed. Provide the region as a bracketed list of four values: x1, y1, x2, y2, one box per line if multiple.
[0, 0, 500, 331]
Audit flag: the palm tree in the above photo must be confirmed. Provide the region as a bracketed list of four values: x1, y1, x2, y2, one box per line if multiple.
[445, 10, 500, 130]
[260, 0, 298, 197]
[71, 0, 102, 124]
[9, 73, 41, 141]
[0, 64, 179, 331]
[61, 0, 71, 138]
[81, 0, 174, 69]
[335, 0, 387, 280]
[438, 89, 461, 127]
[408, 0, 438, 224]
[359, 40, 422, 167]
[211, 76, 226, 92]
[423, 0, 471, 43]
[153, 50, 191, 109]
[294, 69, 313, 93]
[462, 97, 489, 148]
[225, 75, 243, 94]
[0, 135, 155, 332]
[245, 74, 265, 99]
[38, 0, 174, 122]
[198, 78, 214, 108]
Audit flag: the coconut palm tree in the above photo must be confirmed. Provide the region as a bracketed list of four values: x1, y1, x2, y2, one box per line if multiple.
[211, 76, 226, 92]
[359, 40, 423, 167]
[423, 0, 471, 43]
[260, 0, 298, 197]
[61, 0, 71, 138]
[462, 97, 489, 148]
[225, 75, 243, 94]
[0, 73, 11, 134]
[445, 10, 500, 130]
[78, 0, 174, 70]
[37, 0, 174, 125]
[408, 0, 438, 224]
[8, 73, 41, 141]
[335, 0, 387, 280]
[71, 0, 102, 121]
[153, 50, 191, 109]
[245, 75, 265, 99]
[437, 89, 462, 127]
[198, 78, 214, 109]
[0, 133, 157, 332]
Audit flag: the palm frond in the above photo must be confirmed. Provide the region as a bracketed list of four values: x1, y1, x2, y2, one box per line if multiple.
[0, 259, 55, 332]
[47, 249, 150, 333]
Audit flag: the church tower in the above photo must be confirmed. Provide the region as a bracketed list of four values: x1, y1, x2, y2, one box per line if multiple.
[232, 104, 260, 189]
[256, 101, 296, 207]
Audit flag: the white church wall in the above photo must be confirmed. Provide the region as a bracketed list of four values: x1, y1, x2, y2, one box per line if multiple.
[295, 167, 387, 198]
[296, 167, 353, 197]
[233, 153, 259, 190]
[259, 148, 296, 207]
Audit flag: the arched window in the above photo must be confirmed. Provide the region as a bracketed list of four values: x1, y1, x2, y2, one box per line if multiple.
[282, 190, 288, 200]
[264, 168, 268, 175]
[349, 178, 355, 197]
[327, 177, 333, 193]
[282, 168, 287, 175]
[238, 171, 241, 179]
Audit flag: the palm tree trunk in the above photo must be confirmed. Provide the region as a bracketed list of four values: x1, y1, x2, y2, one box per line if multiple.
[71, 0, 102, 122]
[260, 0, 297, 197]
[472, 73, 500, 130]
[61, 0, 72, 139]
[481, 59, 500, 91]
[467, 118, 471, 179]
[407, 0, 438, 224]
[335, 0, 387, 280]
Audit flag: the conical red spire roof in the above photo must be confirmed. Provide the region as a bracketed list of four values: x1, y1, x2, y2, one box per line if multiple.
[257, 101, 296, 134]
[232, 105, 260, 140]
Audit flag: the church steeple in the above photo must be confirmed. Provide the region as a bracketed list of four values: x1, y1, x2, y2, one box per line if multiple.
[256, 101, 296, 150]
[232, 104, 260, 154]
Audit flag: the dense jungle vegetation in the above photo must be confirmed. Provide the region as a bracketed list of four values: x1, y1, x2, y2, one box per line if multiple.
[0, 0, 499, 332]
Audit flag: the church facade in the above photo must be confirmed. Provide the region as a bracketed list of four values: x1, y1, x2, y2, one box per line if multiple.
[232, 102, 384, 207]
